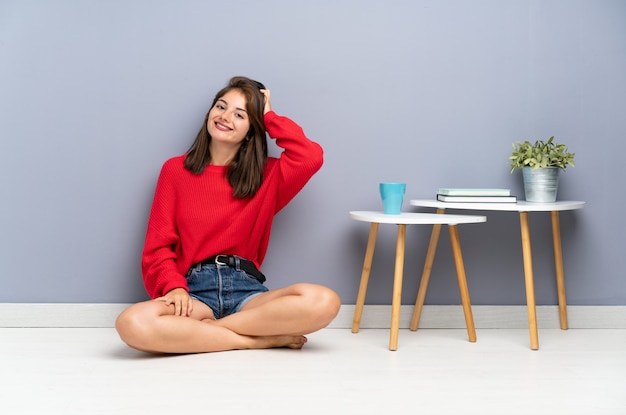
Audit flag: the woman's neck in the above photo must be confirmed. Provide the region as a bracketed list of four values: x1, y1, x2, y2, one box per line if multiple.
[209, 144, 238, 166]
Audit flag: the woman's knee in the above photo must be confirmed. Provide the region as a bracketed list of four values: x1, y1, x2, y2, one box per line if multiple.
[115, 302, 160, 348]
[296, 283, 341, 323]
[115, 304, 139, 342]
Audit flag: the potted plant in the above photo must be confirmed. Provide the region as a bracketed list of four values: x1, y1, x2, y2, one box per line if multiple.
[509, 136, 575, 202]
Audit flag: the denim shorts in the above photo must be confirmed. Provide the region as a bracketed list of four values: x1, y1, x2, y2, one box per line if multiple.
[185, 262, 269, 319]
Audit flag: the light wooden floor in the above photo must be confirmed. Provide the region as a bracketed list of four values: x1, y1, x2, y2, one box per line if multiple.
[2, 327, 625, 414]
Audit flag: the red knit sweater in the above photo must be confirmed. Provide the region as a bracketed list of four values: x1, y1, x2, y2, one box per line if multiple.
[141, 111, 323, 298]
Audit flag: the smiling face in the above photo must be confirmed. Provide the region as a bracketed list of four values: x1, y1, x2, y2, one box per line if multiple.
[206, 89, 250, 149]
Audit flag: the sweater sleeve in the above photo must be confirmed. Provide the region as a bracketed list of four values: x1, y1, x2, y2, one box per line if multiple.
[264, 111, 324, 212]
[141, 159, 188, 298]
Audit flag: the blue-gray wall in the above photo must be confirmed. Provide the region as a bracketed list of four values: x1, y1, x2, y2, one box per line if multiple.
[1, 0, 624, 305]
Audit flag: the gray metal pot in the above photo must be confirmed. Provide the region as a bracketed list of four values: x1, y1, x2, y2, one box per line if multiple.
[522, 166, 560, 202]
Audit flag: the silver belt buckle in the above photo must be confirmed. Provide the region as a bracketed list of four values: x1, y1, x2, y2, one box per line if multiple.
[215, 255, 229, 266]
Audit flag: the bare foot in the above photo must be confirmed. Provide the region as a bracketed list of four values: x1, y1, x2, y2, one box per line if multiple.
[250, 335, 308, 350]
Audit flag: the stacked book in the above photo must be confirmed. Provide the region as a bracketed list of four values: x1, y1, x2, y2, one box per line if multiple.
[436, 188, 517, 203]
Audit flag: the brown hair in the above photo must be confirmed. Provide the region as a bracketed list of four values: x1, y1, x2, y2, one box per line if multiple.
[184, 76, 268, 198]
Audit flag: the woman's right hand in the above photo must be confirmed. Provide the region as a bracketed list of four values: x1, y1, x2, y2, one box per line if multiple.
[154, 287, 193, 317]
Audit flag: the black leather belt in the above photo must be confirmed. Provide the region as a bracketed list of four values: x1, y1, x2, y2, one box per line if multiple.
[199, 255, 266, 283]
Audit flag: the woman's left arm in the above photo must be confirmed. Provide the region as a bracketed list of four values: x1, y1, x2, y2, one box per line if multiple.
[260, 89, 323, 210]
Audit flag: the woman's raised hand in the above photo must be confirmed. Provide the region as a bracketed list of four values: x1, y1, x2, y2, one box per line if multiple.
[260, 88, 272, 115]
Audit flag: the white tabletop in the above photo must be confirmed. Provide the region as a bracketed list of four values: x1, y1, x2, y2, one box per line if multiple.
[410, 199, 585, 212]
[350, 211, 486, 225]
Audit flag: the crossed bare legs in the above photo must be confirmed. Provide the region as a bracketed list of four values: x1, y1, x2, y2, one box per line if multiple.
[115, 283, 341, 354]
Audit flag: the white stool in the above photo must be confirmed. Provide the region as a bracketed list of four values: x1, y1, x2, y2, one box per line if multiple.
[410, 200, 585, 350]
[349, 211, 487, 350]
